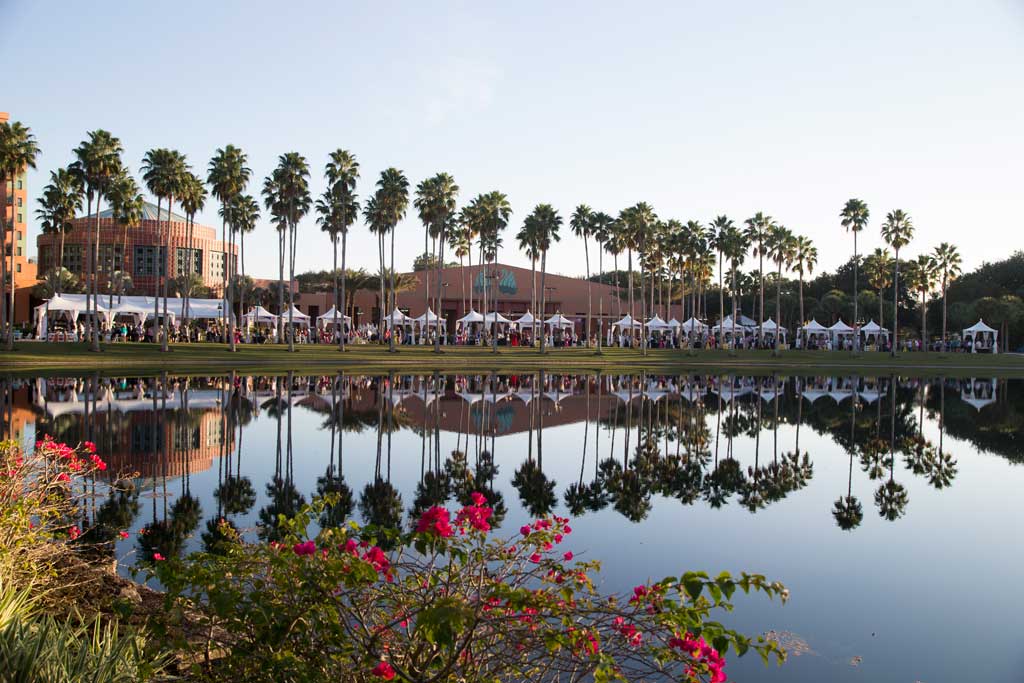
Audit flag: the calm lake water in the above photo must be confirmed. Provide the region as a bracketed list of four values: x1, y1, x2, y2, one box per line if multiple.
[3, 372, 1022, 682]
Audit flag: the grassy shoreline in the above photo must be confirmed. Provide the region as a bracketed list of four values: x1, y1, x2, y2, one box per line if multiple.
[3, 341, 1023, 377]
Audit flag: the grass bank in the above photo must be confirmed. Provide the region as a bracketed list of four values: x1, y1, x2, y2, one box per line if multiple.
[3, 341, 1023, 377]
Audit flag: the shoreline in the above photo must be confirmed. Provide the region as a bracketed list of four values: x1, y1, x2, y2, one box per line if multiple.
[3, 342, 1023, 377]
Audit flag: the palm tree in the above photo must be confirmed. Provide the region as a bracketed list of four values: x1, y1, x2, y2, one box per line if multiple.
[864, 247, 893, 331]
[709, 216, 734, 334]
[880, 210, 914, 356]
[207, 145, 251, 351]
[907, 254, 937, 350]
[722, 224, 749, 349]
[35, 167, 84, 294]
[840, 198, 870, 347]
[177, 172, 206, 326]
[743, 211, 775, 344]
[316, 150, 360, 351]
[71, 129, 123, 352]
[570, 204, 594, 346]
[620, 202, 657, 355]
[142, 148, 188, 352]
[414, 173, 459, 352]
[232, 194, 259, 342]
[475, 191, 512, 353]
[33, 267, 81, 299]
[590, 211, 614, 351]
[261, 173, 288, 342]
[365, 168, 409, 353]
[766, 224, 795, 351]
[932, 242, 962, 351]
[791, 235, 817, 331]
[450, 224, 472, 316]
[0, 120, 40, 349]
[107, 173, 143, 307]
[521, 205, 562, 353]
[270, 153, 311, 352]
[515, 212, 541, 335]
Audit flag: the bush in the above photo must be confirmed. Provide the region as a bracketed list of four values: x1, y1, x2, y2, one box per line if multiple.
[154, 495, 788, 682]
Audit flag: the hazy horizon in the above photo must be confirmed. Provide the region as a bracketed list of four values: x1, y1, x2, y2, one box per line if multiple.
[5, 0, 1023, 281]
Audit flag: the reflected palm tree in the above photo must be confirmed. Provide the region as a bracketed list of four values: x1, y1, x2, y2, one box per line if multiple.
[257, 475, 306, 542]
[358, 478, 403, 542]
[833, 390, 863, 530]
[513, 459, 557, 518]
[215, 476, 257, 516]
[317, 467, 355, 528]
[201, 517, 239, 555]
[877, 375, 909, 521]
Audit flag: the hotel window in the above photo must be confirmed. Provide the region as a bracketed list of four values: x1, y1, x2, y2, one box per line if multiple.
[63, 245, 83, 274]
[16, 197, 22, 207]
[16, 264, 21, 273]
[15, 231, 21, 240]
[16, 213, 22, 223]
[176, 247, 203, 276]
[97, 245, 124, 273]
[16, 180, 22, 190]
[16, 247, 21, 256]
[134, 245, 166, 277]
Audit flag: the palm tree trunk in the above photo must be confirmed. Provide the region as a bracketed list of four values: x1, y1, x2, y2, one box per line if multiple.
[640, 261, 648, 356]
[584, 237, 591, 347]
[530, 257, 537, 343]
[422, 227, 430, 345]
[161, 194, 172, 353]
[91, 195, 103, 352]
[378, 232, 385, 345]
[539, 250, 548, 353]
[853, 231, 859, 350]
[0, 175, 8, 347]
[388, 227, 396, 353]
[222, 211, 229, 345]
[339, 232, 347, 351]
[921, 293, 927, 352]
[228, 220, 236, 352]
[799, 273, 804, 335]
[331, 236, 338, 347]
[597, 248, 603, 352]
[758, 250, 764, 346]
[433, 221, 445, 353]
[277, 228, 285, 344]
[288, 217, 296, 353]
[718, 249, 724, 333]
[892, 252, 900, 357]
[613, 253, 620, 319]
[941, 280, 948, 351]
[58, 226, 66, 293]
[240, 229, 247, 344]
[879, 286, 884, 337]
[153, 197, 162, 347]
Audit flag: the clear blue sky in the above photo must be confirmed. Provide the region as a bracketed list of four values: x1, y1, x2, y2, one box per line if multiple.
[5, 0, 1022, 280]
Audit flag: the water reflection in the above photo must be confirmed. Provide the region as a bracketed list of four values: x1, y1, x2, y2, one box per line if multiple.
[4, 372, 1022, 557]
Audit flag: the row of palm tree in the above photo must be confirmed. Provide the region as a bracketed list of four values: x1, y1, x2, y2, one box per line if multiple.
[18, 120, 967, 354]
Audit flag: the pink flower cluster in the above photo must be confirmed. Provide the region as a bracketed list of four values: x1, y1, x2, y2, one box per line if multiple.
[293, 540, 317, 556]
[414, 492, 494, 539]
[415, 506, 454, 537]
[611, 616, 642, 647]
[371, 661, 395, 680]
[340, 538, 393, 581]
[668, 634, 727, 683]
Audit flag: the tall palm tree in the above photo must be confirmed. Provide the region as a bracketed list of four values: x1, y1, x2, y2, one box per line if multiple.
[840, 198, 870, 347]
[932, 242, 962, 351]
[515, 208, 541, 339]
[476, 191, 512, 353]
[207, 145, 251, 351]
[414, 173, 459, 352]
[317, 150, 360, 351]
[35, 167, 84, 294]
[522, 204, 562, 353]
[743, 211, 774, 345]
[107, 173, 144, 307]
[261, 173, 288, 342]
[71, 129, 122, 352]
[142, 148, 188, 352]
[570, 204, 594, 346]
[621, 202, 657, 355]
[365, 168, 409, 353]
[450, 225, 472, 316]
[232, 194, 259, 342]
[880, 210, 914, 356]
[270, 153, 311, 352]
[604, 218, 625, 320]
[177, 172, 206, 326]
[590, 211, 614, 351]
[864, 247, 892, 331]
[907, 254, 937, 350]
[0, 120, 40, 349]
[683, 220, 706, 330]
[791, 235, 817, 331]
[766, 224, 795, 351]
[722, 224, 749, 348]
[709, 216, 734, 334]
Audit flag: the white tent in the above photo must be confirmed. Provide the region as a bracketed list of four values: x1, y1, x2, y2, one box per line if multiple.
[109, 300, 150, 325]
[961, 378, 997, 410]
[760, 318, 788, 340]
[802, 319, 828, 333]
[680, 317, 706, 333]
[829, 320, 854, 334]
[544, 313, 574, 329]
[859, 320, 889, 344]
[316, 307, 351, 326]
[712, 315, 757, 335]
[513, 310, 540, 329]
[483, 311, 513, 327]
[667, 318, 682, 330]
[245, 305, 279, 325]
[963, 320, 998, 353]
[612, 314, 643, 329]
[457, 309, 484, 326]
[413, 308, 446, 327]
[644, 315, 671, 330]
[381, 309, 411, 329]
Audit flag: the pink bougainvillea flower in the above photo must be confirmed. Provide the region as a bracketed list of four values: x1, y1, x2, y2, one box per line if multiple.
[153, 553, 165, 561]
[83, 441, 97, 453]
[56, 472, 70, 483]
[119, 531, 130, 539]
[371, 661, 396, 680]
[519, 525, 531, 537]
[67, 526, 80, 540]
[455, 504, 492, 532]
[90, 454, 107, 471]
[293, 540, 317, 556]
[563, 551, 574, 561]
[415, 506, 454, 538]
[563, 524, 572, 534]
[529, 553, 541, 563]
[470, 491, 487, 506]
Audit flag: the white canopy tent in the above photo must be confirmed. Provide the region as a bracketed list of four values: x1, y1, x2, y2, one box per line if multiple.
[109, 300, 150, 325]
[962, 320, 998, 353]
[829, 320, 854, 347]
[859, 320, 889, 346]
[483, 311, 513, 327]
[381, 309, 411, 330]
[644, 315, 671, 331]
[667, 318, 682, 330]
[544, 313, 575, 329]
[456, 309, 484, 326]
[680, 317, 706, 333]
[413, 309, 446, 328]
[316, 306, 351, 326]
[513, 310, 540, 329]
[245, 305, 279, 326]
[611, 314, 643, 330]
[961, 378, 997, 410]
[800, 319, 829, 346]
[760, 318, 788, 341]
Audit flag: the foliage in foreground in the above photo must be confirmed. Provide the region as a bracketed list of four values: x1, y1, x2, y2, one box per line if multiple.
[153, 495, 788, 682]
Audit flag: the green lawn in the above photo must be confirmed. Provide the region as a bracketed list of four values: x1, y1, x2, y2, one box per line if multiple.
[3, 341, 1023, 377]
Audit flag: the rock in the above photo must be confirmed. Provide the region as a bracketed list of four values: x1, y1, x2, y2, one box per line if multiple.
[118, 584, 142, 605]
